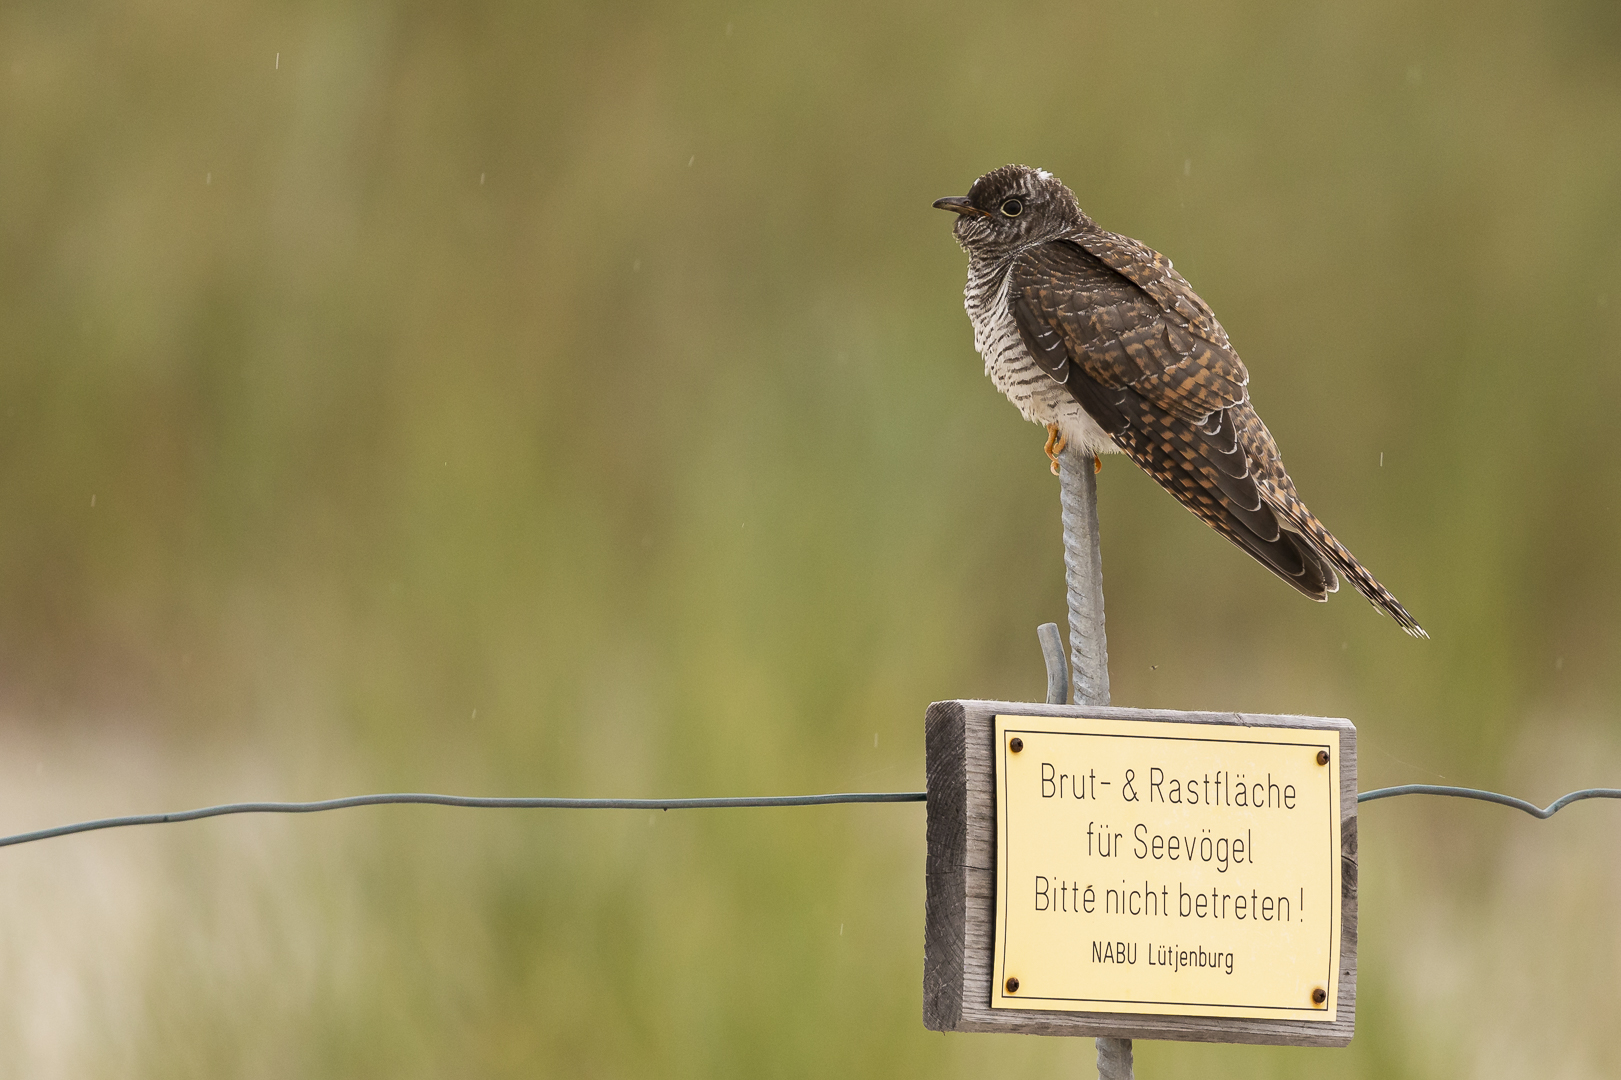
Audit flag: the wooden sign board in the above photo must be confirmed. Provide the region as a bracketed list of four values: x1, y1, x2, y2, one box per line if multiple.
[924, 700, 1357, 1047]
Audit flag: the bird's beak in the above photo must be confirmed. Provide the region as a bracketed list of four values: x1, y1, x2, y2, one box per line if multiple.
[933, 196, 987, 217]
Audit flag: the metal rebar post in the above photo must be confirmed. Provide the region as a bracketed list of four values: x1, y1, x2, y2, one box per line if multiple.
[1056, 443, 1130, 1080]
[1094, 1034, 1134, 1080]
[1037, 622, 1070, 708]
[1058, 446, 1110, 709]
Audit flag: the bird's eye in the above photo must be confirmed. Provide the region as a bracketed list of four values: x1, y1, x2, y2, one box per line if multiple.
[1000, 198, 1023, 218]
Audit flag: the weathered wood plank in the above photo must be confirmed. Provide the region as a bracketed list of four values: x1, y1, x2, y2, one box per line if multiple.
[923, 699, 1358, 1047]
[923, 700, 968, 1030]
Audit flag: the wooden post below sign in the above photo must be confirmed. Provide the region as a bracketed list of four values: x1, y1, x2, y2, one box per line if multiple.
[924, 700, 1357, 1047]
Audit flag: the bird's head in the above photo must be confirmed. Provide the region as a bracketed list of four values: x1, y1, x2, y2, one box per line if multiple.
[934, 164, 1086, 260]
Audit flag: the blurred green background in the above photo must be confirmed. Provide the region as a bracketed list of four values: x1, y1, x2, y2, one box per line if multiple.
[1, 0, 1619, 1075]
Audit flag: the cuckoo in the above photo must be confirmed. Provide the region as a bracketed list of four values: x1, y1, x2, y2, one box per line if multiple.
[935, 164, 1425, 637]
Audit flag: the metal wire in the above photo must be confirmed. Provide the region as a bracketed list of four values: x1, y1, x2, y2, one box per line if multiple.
[1356, 784, 1621, 819]
[0, 783, 1615, 851]
[0, 791, 928, 849]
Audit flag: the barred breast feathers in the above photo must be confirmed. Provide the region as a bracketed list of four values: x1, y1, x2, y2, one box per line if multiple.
[962, 257, 1119, 456]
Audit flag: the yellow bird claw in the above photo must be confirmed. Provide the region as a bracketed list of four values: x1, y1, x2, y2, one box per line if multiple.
[1044, 423, 1068, 475]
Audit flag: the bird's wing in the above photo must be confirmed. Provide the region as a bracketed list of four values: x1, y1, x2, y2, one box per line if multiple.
[1013, 235, 1249, 424]
[1067, 228, 1234, 352]
[1009, 235, 1427, 636]
[1009, 238, 1336, 600]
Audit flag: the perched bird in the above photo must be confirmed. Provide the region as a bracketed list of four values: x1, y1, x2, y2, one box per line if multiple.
[935, 165, 1425, 637]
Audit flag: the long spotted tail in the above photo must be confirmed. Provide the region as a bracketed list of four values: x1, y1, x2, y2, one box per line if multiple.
[1262, 484, 1428, 639]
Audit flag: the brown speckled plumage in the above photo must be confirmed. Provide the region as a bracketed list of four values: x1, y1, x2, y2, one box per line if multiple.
[936, 165, 1425, 637]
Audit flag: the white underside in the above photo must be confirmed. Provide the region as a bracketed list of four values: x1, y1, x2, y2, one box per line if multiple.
[964, 260, 1121, 457]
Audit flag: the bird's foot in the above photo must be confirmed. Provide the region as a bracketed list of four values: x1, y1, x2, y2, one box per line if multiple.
[1094, 453, 1102, 474]
[1044, 423, 1068, 475]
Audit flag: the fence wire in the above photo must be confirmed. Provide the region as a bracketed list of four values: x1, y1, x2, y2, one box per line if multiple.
[0, 784, 1615, 850]
[1355, 784, 1621, 818]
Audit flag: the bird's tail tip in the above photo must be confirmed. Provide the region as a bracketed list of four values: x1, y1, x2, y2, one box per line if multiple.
[1381, 596, 1428, 639]
[1272, 496, 1427, 640]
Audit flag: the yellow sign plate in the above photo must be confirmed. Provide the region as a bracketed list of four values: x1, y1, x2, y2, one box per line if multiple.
[992, 714, 1341, 1021]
